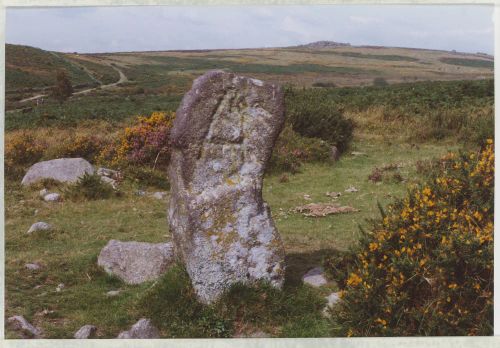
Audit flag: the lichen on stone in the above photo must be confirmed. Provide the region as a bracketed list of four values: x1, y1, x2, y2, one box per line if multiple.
[168, 70, 286, 303]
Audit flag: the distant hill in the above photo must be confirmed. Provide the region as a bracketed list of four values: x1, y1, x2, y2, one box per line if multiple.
[296, 41, 351, 49]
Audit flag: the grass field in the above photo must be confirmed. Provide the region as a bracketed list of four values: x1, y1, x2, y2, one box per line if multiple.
[4, 42, 494, 338]
[4, 138, 461, 338]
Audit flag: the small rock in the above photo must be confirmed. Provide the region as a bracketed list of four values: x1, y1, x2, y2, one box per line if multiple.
[151, 191, 167, 200]
[100, 176, 118, 189]
[330, 146, 340, 161]
[44, 193, 61, 202]
[345, 186, 359, 193]
[136, 190, 146, 196]
[35, 309, 54, 317]
[351, 151, 367, 156]
[98, 240, 175, 284]
[7, 315, 42, 338]
[56, 283, 65, 292]
[39, 189, 48, 198]
[303, 194, 312, 201]
[322, 292, 342, 318]
[326, 292, 341, 307]
[25, 263, 42, 271]
[97, 167, 120, 179]
[325, 191, 341, 199]
[117, 318, 159, 339]
[106, 290, 121, 297]
[74, 324, 97, 339]
[27, 221, 52, 234]
[302, 267, 328, 287]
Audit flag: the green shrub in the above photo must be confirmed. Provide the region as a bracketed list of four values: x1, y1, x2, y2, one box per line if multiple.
[64, 173, 117, 201]
[373, 77, 389, 87]
[285, 87, 354, 153]
[312, 82, 336, 88]
[124, 166, 170, 190]
[328, 140, 494, 336]
[269, 124, 331, 174]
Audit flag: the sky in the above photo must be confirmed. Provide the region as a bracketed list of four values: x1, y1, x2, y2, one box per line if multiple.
[6, 5, 495, 54]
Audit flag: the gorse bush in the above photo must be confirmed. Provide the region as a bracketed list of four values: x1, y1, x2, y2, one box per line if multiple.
[284, 87, 354, 153]
[269, 124, 331, 173]
[99, 111, 175, 169]
[329, 140, 494, 336]
[46, 133, 108, 163]
[5, 133, 46, 179]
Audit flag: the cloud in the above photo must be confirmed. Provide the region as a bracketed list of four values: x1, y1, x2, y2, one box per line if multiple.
[5, 5, 494, 54]
[349, 16, 383, 24]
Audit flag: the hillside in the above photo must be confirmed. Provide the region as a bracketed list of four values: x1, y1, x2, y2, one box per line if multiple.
[5, 44, 118, 92]
[6, 42, 493, 95]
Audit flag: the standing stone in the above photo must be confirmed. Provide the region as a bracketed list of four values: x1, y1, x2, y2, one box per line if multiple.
[168, 70, 286, 304]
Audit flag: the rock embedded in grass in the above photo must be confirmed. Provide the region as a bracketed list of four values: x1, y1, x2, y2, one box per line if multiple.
[100, 176, 117, 189]
[43, 193, 61, 202]
[322, 291, 342, 318]
[168, 70, 286, 304]
[7, 315, 42, 338]
[302, 267, 328, 287]
[25, 263, 42, 271]
[27, 221, 52, 234]
[97, 167, 120, 179]
[106, 290, 121, 297]
[97, 240, 175, 284]
[21, 158, 94, 186]
[74, 324, 97, 339]
[117, 318, 160, 339]
[151, 191, 167, 200]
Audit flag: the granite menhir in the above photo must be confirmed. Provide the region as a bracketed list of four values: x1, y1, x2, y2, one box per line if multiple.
[168, 70, 286, 303]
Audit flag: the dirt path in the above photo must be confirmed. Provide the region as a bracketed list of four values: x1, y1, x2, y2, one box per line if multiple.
[17, 64, 128, 103]
[73, 65, 128, 96]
